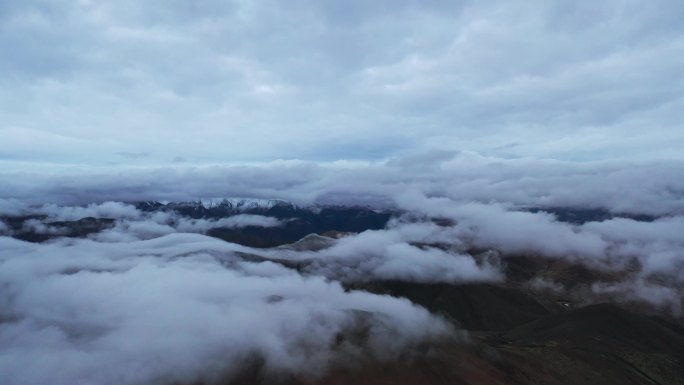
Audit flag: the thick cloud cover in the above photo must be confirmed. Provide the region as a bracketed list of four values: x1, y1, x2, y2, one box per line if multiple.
[2, 1, 683, 381]
[2, 171, 684, 383]
[2, 152, 684, 215]
[0, 234, 453, 385]
[1, 0, 683, 164]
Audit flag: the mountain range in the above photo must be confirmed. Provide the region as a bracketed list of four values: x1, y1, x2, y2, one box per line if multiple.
[0, 200, 681, 384]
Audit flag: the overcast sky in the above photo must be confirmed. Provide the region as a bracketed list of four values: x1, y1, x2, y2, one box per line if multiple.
[1, 0, 684, 167]
[3, 5, 684, 382]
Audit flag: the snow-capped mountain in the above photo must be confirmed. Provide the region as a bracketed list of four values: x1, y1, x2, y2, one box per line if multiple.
[200, 197, 291, 211]
[135, 198, 295, 215]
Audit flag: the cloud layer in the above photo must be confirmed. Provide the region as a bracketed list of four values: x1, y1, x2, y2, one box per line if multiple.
[0, 234, 453, 385]
[3, 152, 684, 216]
[2, 174, 684, 384]
[1, 0, 683, 164]
[3, 1, 683, 383]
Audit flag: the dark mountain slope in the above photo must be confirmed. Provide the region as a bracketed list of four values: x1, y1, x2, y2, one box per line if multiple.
[488, 303, 684, 385]
[351, 281, 551, 331]
[223, 303, 684, 385]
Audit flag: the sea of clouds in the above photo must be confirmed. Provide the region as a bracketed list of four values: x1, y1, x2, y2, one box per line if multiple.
[1, 153, 683, 384]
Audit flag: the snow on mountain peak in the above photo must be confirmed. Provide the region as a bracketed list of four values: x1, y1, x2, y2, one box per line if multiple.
[199, 197, 292, 210]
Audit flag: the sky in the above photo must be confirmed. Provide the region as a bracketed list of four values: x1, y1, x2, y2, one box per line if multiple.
[2, 3, 684, 383]
[2, 0, 684, 167]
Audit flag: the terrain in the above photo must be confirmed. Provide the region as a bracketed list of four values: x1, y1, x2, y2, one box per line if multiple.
[1, 199, 682, 385]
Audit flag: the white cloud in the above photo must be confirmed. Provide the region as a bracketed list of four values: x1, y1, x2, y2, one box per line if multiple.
[0, 220, 10, 235]
[21, 219, 63, 235]
[0, 199, 28, 216]
[4, 153, 683, 216]
[2, 1, 683, 381]
[289, 222, 502, 284]
[174, 214, 282, 232]
[0, 234, 453, 385]
[36, 201, 142, 221]
[1, 162, 684, 382]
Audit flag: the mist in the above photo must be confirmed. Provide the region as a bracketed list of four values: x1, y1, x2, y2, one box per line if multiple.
[0, 234, 454, 385]
[3, 153, 684, 215]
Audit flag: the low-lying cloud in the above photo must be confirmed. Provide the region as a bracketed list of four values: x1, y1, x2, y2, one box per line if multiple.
[95, 212, 284, 242]
[0, 234, 453, 385]
[1, 153, 684, 383]
[279, 221, 503, 284]
[3, 152, 684, 216]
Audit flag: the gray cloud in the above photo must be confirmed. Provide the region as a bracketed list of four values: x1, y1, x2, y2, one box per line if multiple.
[2, 1, 684, 380]
[17, 202, 283, 241]
[20, 219, 64, 235]
[2, 153, 684, 216]
[1, 0, 683, 164]
[96, 213, 284, 241]
[117, 152, 150, 160]
[2, 166, 684, 384]
[262, 220, 502, 284]
[36, 201, 143, 221]
[0, 220, 10, 235]
[0, 234, 453, 385]
[0, 199, 28, 216]
[10, 186, 682, 299]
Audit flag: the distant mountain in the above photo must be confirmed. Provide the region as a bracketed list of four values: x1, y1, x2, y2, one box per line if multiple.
[135, 198, 295, 217]
[228, 237, 684, 385]
[274, 303, 684, 385]
[1, 200, 682, 384]
[2, 201, 663, 248]
[0, 215, 115, 242]
[1, 200, 393, 247]
[526, 206, 657, 224]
